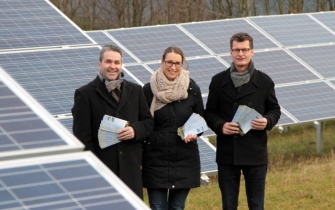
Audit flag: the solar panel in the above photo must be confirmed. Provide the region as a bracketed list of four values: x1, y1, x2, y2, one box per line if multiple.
[123, 64, 153, 85]
[86, 31, 138, 64]
[276, 109, 296, 126]
[0, 0, 94, 51]
[0, 67, 83, 161]
[198, 137, 217, 176]
[57, 118, 73, 132]
[181, 18, 279, 54]
[0, 46, 101, 115]
[276, 81, 335, 122]
[221, 50, 321, 85]
[249, 14, 335, 46]
[106, 25, 211, 62]
[0, 151, 150, 210]
[289, 44, 335, 79]
[312, 12, 335, 32]
[2, 1, 334, 185]
[188, 57, 228, 94]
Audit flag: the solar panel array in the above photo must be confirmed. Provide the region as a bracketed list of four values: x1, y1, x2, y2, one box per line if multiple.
[1, 1, 335, 206]
[97, 11, 335, 126]
[0, 67, 83, 161]
[0, 0, 95, 51]
[0, 1, 151, 209]
[0, 152, 150, 210]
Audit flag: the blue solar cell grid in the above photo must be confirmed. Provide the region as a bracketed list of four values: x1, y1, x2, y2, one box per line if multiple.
[58, 118, 73, 132]
[123, 65, 153, 85]
[198, 137, 217, 175]
[0, 47, 101, 115]
[0, 78, 82, 160]
[181, 18, 279, 54]
[312, 12, 335, 32]
[106, 25, 211, 62]
[187, 57, 228, 94]
[0, 152, 149, 210]
[249, 14, 335, 46]
[0, 0, 94, 50]
[276, 110, 296, 126]
[289, 45, 335, 79]
[0, 81, 65, 151]
[276, 81, 335, 122]
[86, 31, 138, 64]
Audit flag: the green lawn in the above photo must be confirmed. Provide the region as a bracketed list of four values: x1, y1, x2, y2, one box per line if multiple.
[145, 120, 335, 209]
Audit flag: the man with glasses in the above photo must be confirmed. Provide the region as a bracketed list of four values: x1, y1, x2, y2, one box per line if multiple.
[205, 32, 281, 210]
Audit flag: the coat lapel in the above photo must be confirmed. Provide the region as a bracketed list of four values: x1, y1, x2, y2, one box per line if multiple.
[220, 68, 261, 101]
[117, 81, 132, 110]
[235, 70, 260, 100]
[92, 76, 119, 109]
[220, 69, 237, 101]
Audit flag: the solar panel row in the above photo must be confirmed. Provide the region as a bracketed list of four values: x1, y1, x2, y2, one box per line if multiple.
[0, 67, 84, 161]
[0, 152, 149, 210]
[1, 1, 335, 208]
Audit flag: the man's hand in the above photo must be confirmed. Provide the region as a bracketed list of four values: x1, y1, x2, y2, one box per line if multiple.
[118, 126, 135, 140]
[251, 117, 268, 130]
[223, 122, 240, 135]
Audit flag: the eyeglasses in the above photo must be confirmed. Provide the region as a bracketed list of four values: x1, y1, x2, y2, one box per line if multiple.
[231, 48, 251, 54]
[164, 60, 182, 68]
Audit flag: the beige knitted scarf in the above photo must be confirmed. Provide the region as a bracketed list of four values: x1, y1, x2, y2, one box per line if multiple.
[150, 67, 190, 115]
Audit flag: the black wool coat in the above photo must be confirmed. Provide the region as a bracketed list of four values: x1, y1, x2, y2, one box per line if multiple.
[142, 79, 204, 189]
[72, 76, 154, 198]
[204, 68, 281, 165]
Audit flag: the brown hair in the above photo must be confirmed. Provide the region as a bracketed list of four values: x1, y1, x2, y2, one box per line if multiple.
[230, 32, 254, 49]
[162, 46, 189, 69]
[99, 44, 123, 62]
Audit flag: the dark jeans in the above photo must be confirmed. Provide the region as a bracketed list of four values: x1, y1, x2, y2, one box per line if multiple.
[218, 164, 267, 210]
[147, 188, 190, 210]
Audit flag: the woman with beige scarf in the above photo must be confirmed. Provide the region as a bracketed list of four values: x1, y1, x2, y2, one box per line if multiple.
[142, 46, 204, 210]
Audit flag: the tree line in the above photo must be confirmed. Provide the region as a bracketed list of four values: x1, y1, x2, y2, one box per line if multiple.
[50, 0, 335, 30]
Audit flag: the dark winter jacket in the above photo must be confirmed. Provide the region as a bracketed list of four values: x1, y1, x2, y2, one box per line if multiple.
[72, 76, 154, 198]
[205, 68, 281, 165]
[142, 79, 204, 189]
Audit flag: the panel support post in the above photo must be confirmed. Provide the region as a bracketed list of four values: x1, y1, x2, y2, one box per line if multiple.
[314, 121, 323, 154]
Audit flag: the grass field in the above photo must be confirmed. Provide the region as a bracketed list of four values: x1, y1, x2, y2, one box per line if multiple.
[144, 120, 335, 209]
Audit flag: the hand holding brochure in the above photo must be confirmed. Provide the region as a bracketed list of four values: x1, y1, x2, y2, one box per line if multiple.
[232, 105, 262, 136]
[98, 115, 129, 149]
[177, 113, 208, 140]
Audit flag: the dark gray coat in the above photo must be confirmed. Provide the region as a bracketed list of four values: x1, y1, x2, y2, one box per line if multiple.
[142, 79, 204, 189]
[72, 76, 154, 198]
[205, 68, 281, 165]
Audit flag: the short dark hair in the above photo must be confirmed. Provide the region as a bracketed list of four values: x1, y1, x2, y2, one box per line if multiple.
[99, 44, 123, 62]
[230, 32, 253, 49]
[162, 46, 189, 69]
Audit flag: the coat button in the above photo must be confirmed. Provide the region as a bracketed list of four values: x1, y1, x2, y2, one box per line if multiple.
[120, 151, 123, 155]
[172, 185, 175, 188]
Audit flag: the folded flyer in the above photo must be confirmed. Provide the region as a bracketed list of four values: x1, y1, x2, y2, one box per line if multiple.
[98, 115, 129, 149]
[177, 113, 208, 140]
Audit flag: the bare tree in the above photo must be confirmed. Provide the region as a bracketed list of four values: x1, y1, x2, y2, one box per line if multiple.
[50, 0, 335, 30]
[50, 0, 81, 20]
[288, 0, 304, 13]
